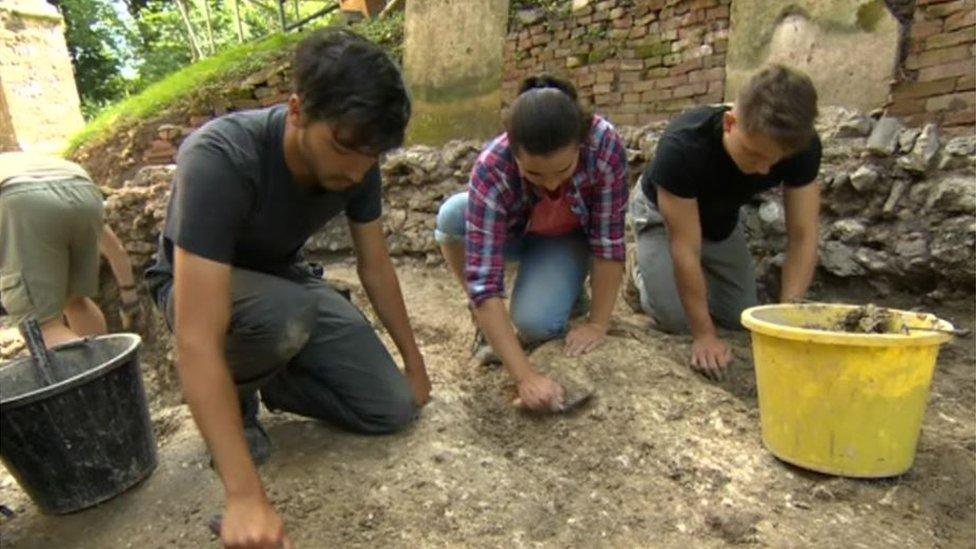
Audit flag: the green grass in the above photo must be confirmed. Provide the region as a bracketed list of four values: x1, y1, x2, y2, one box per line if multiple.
[64, 31, 307, 156]
[65, 14, 406, 156]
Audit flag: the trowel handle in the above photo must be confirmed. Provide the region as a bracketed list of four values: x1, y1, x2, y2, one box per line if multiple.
[17, 319, 55, 385]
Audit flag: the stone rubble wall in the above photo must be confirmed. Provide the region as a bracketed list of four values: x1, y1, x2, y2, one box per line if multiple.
[104, 107, 974, 307]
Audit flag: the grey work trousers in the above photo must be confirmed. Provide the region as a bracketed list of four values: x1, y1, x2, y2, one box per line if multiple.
[158, 264, 415, 434]
[629, 185, 758, 334]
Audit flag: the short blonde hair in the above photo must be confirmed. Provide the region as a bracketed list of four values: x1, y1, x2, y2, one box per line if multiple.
[737, 64, 818, 152]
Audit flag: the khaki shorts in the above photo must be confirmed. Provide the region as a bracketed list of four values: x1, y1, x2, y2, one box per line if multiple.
[0, 178, 104, 324]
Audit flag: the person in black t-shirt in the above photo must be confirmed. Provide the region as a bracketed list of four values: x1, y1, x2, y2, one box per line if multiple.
[146, 29, 430, 548]
[629, 65, 822, 381]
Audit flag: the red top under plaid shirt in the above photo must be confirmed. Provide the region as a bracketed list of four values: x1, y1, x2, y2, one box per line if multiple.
[465, 115, 629, 306]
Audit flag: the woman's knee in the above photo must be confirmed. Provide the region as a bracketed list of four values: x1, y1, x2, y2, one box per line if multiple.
[511, 305, 568, 344]
[434, 192, 468, 243]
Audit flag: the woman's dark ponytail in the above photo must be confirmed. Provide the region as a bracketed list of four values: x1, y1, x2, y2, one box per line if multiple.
[507, 74, 591, 156]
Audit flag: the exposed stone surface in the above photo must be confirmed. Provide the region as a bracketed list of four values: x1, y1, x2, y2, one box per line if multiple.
[866, 116, 904, 156]
[101, 107, 975, 321]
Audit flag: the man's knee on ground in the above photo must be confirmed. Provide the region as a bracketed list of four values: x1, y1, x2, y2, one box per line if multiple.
[647, 303, 691, 334]
[360, 379, 416, 434]
[237, 292, 317, 364]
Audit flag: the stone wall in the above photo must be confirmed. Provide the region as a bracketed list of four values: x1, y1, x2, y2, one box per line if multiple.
[503, 0, 731, 127]
[105, 107, 974, 305]
[0, 0, 85, 153]
[888, 0, 976, 134]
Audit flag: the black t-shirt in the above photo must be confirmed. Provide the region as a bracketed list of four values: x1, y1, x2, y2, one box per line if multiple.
[641, 105, 821, 241]
[146, 105, 381, 298]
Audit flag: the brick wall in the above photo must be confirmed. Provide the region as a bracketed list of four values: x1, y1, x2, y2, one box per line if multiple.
[889, 0, 976, 134]
[503, 0, 731, 127]
[141, 63, 293, 165]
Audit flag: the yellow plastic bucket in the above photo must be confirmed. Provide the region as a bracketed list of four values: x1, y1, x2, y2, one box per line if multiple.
[741, 303, 954, 477]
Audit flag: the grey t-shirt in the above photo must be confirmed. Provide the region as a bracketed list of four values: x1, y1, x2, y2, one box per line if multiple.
[146, 105, 382, 300]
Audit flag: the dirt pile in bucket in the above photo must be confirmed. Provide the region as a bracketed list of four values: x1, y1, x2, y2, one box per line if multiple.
[840, 304, 897, 334]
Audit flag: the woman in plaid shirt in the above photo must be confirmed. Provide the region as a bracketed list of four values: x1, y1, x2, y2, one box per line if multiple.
[434, 75, 629, 412]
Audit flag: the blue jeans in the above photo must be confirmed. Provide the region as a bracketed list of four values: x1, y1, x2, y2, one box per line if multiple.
[435, 192, 590, 343]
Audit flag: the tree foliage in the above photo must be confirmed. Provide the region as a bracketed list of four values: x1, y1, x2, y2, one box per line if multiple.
[53, 0, 352, 119]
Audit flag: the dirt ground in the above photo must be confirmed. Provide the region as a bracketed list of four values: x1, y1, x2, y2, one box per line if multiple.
[0, 258, 973, 548]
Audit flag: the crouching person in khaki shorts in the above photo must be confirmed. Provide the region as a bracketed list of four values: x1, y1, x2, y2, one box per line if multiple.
[0, 152, 140, 347]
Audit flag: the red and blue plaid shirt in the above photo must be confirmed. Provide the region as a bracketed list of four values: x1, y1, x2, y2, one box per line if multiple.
[465, 115, 629, 305]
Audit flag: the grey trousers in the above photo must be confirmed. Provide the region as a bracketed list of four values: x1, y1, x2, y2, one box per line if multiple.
[630, 187, 758, 334]
[159, 264, 415, 434]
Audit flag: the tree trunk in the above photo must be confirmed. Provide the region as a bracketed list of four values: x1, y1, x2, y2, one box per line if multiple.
[201, 0, 217, 55]
[233, 0, 245, 43]
[380, 0, 405, 19]
[175, 0, 203, 60]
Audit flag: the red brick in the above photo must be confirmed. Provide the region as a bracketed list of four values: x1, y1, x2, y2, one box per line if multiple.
[621, 59, 645, 71]
[906, 44, 972, 69]
[593, 82, 613, 94]
[922, 0, 970, 17]
[660, 98, 696, 111]
[595, 92, 622, 105]
[699, 91, 724, 103]
[632, 80, 657, 92]
[888, 98, 927, 116]
[917, 0, 956, 5]
[641, 89, 673, 102]
[926, 90, 976, 111]
[596, 71, 615, 84]
[918, 58, 975, 80]
[890, 77, 958, 99]
[708, 80, 724, 94]
[703, 53, 726, 68]
[578, 73, 597, 86]
[655, 74, 689, 89]
[909, 19, 944, 40]
[943, 108, 976, 124]
[690, 0, 719, 9]
[608, 113, 638, 125]
[612, 15, 633, 29]
[924, 25, 976, 48]
[707, 5, 730, 18]
[946, 8, 976, 30]
[688, 66, 724, 82]
[672, 57, 703, 75]
[619, 71, 642, 83]
[630, 26, 649, 39]
[616, 103, 646, 114]
[673, 81, 709, 98]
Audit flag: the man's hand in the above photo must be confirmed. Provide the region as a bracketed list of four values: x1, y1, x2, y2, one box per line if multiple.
[564, 322, 608, 357]
[516, 371, 565, 412]
[222, 493, 292, 549]
[690, 334, 732, 381]
[404, 353, 431, 407]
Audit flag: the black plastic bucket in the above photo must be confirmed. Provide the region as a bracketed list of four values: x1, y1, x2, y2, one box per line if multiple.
[0, 334, 158, 514]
